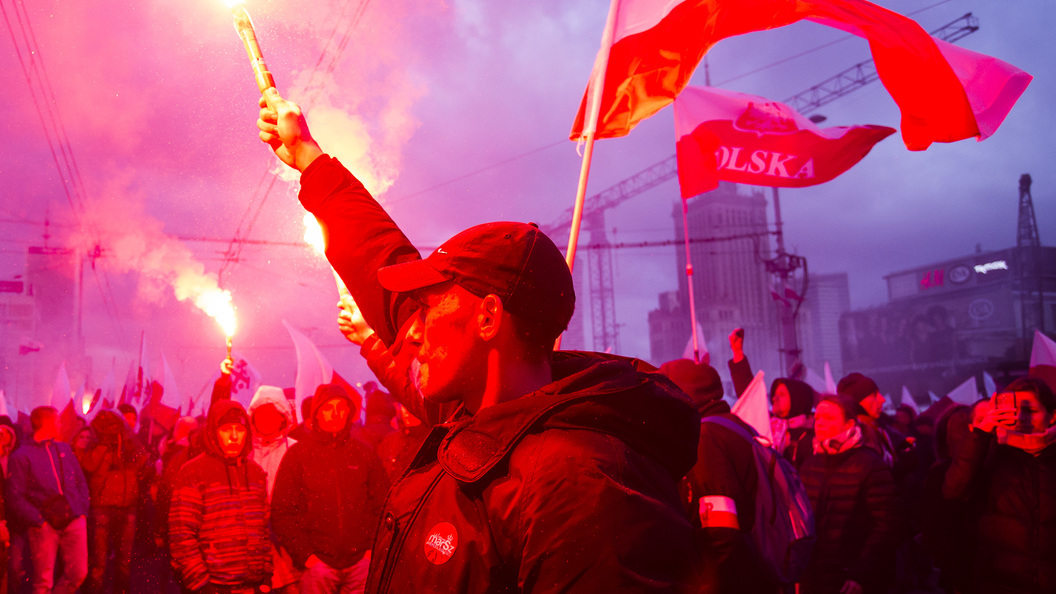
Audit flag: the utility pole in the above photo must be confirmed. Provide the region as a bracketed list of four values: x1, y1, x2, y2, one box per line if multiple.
[765, 187, 808, 376]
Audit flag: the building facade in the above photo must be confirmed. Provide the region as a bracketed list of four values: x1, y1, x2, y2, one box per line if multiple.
[840, 246, 1056, 394]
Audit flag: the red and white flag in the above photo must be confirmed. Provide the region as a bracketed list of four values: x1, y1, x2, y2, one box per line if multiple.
[571, 0, 1030, 150]
[675, 86, 895, 196]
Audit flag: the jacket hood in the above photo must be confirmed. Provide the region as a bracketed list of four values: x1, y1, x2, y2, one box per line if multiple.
[437, 351, 700, 483]
[204, 399, 252, 462]
[90, 409, 134, 439]
[770, 378, 816, 418]
[658, 358, 724, 415]
[308, 383, 360, 436]
[248, 385, 296, 443]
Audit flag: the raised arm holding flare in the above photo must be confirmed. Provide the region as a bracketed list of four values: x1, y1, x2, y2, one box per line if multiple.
[257, 90, 699, 592]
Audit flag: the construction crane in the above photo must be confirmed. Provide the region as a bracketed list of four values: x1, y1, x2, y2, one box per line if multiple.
[1016, 173, 1044, 348]
[541, 13, 979, 354]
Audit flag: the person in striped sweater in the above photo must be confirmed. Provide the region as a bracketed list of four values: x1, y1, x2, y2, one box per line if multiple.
[168, 400, 271, 594]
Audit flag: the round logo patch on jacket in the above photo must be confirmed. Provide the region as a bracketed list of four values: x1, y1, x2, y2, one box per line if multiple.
[424, 522, 458, 565]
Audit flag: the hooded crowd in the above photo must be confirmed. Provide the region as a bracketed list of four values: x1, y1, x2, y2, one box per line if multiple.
[0, 88, 1053, 594]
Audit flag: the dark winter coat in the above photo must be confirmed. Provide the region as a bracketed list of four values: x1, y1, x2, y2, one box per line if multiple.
[7, 437, 90, 528]
[270, 388, 388, 571]
[298, 155, 700, 592]
[367, 352, 699, 593]
[799, 444, 899, 594]
[922, 458, 981, 593]
[376, 423, 431, 484]
[168, 400, 270, 590]
[943, 428, 1056, 594]
[685, 401, 771, 594]
[78, 410, 150, 509]
[156, 429, 204, 545]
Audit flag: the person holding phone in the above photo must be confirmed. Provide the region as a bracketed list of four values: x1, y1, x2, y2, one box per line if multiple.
[942, 376, 1056, 593]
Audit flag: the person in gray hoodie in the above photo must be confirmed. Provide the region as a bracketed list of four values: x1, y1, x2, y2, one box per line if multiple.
[247, 386, 300, 593]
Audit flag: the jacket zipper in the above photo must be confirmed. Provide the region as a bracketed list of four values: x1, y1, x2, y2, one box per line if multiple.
[377, 469, 445, 592]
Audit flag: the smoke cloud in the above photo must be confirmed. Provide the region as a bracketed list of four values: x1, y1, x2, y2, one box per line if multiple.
[67, 173, 236, 336]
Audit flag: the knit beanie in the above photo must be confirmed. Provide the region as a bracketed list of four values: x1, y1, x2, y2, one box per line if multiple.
[659, 359, 724, 413]
[837, 372, 879, 404]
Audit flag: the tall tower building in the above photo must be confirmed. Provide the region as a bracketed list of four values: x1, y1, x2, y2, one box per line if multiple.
[650, 183, 780, 378]
[798, 272, 851, 378]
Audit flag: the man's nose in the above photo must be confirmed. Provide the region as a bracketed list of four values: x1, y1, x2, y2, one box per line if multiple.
[407, 312, 425, 347]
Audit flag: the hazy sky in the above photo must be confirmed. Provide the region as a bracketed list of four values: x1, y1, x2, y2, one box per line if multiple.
[0, 0, 1052, 402]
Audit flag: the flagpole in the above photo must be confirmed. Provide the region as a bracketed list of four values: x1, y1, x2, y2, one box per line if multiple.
[680, 195, 701, 363]
[557, 0, 621, 351]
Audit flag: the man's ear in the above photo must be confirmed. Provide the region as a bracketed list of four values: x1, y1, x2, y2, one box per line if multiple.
[477, 294, 504, 341]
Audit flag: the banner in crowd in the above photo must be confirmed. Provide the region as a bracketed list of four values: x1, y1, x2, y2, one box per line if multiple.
[674, 85, 894, 195]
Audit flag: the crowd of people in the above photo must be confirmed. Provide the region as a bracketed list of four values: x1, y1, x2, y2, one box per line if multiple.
[0, 88, 1053, 594]
[1, 341, 1053, 594]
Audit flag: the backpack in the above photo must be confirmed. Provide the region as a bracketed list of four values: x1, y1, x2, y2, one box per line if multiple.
[702, 416, 815, 585]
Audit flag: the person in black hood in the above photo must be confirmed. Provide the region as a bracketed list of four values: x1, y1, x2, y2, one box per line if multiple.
[255, 92, 700, 592]
[770, 378, 816, 468]
[168, 400, 270, 593]
[271, 383, 387, 594]
[660, 358, 771, 594]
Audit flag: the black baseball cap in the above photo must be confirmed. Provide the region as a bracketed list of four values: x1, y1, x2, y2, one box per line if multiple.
[377, 222, 575, 340]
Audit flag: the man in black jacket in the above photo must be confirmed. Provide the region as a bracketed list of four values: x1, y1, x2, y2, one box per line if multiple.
[256, 89, 699, 592]
[271, 383, 387, 594]
[660, 358, 772, 593]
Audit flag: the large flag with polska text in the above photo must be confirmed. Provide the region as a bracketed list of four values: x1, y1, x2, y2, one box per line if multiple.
[674, 86, 894, 196]
[570, 0, 1031, 150]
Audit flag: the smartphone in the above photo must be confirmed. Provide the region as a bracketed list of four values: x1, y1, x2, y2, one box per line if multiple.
[995, 391, 1018, 410]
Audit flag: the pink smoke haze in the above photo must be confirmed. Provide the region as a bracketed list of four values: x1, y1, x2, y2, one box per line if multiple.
[0, 0, 1052, 408]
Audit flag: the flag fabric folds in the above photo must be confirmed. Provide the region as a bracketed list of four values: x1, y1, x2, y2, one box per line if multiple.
[674, 86, 895, 196]
[52, 362, 71, 409]
[227, 351, 263, 408]
[681, 323, 709, 363]
[947, 377, 980, 406]
[823, 362, 837, 395]
[284, 320, 337, 417]
[900, 385, 919, 414]
[1030, 329, 1056, 368]
[730, 370, 773, 444]
[571, 0, 1030, 150]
